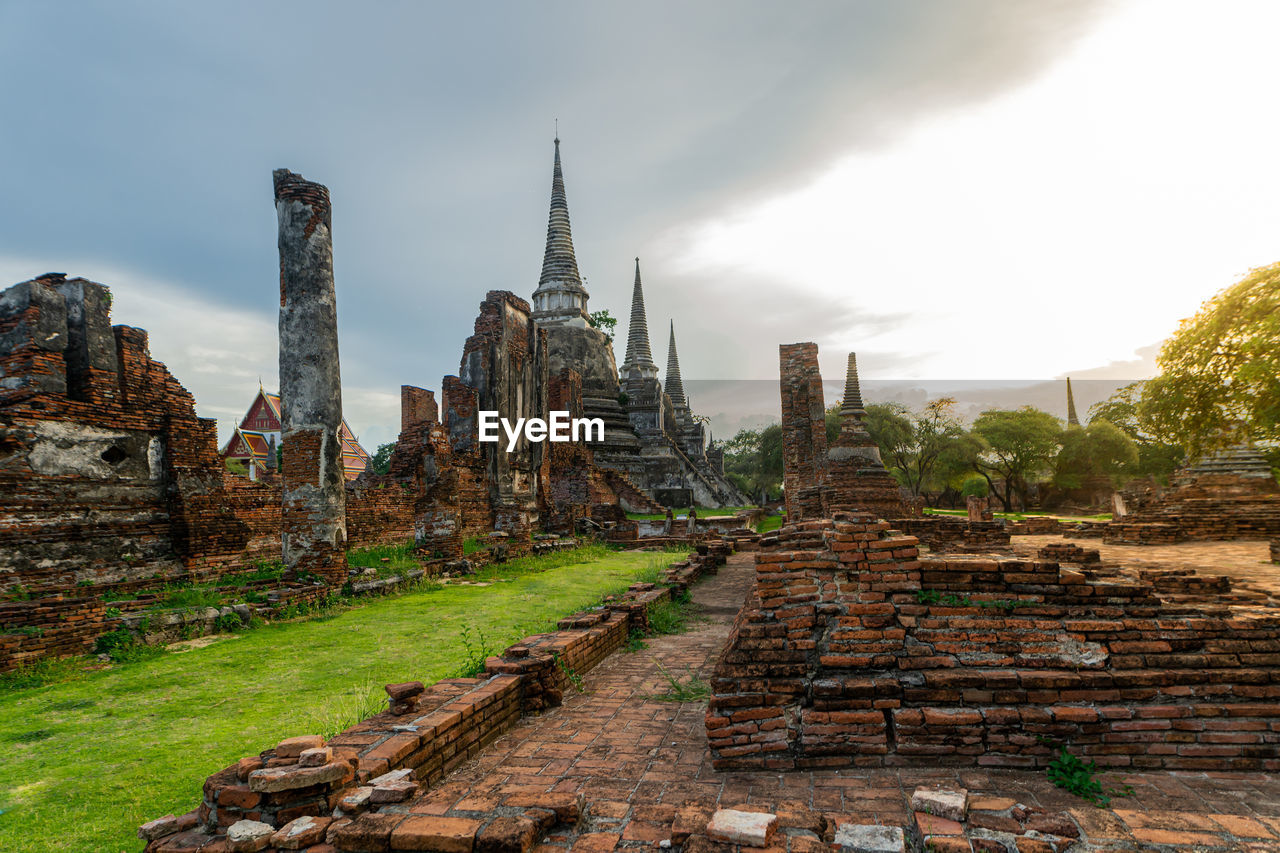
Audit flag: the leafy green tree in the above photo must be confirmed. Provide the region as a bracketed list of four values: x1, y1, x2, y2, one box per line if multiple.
[1090, 383, 1184, 483]
[370, 441, 396, 476]
[1052, 419, 1139, 490]
[970, 407, 1064, 511]
[927, 431, 985, 505]
[588, 309, 617, 342]
[1139, 262, 1280, 457]
[960, 474, 989, 498]
[721, 424, 784, 500]
[860, 398, 970, 498]
[862, 402, 913, 486]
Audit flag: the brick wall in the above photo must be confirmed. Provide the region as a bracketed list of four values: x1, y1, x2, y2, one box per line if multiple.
[708, 512, 1280, 772]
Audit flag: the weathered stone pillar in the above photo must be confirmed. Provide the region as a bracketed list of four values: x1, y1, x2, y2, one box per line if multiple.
[778, 342, 828, 522]
[274, 169, 347, 583]
[966, 495, 985, 522]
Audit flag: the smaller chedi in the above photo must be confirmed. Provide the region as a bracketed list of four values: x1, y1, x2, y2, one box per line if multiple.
[220, 385, 371, 481]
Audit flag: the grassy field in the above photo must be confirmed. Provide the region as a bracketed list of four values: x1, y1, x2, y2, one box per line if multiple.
[0, 545, 680, 853]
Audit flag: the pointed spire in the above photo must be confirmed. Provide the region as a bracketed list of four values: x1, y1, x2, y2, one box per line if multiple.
[538, 138, 582, 289]
[531, 138, 589, 326]
[1066, 377, 1080, 427]
[666, 320, 688, 411]
[840, 352, 866, 420]
[622, 258, 655, 369]
[829, 351, 884, 466]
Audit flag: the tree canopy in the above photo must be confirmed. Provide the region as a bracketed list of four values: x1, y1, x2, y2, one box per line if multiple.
[370, 441, 395, 475]
[1052, 419, 1138, 490]
[1140, 261, 1280, 456]
[970, 407, 1063, 511]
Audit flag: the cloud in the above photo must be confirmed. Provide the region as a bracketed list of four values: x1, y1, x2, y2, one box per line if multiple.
[0, 0, 1115, 432]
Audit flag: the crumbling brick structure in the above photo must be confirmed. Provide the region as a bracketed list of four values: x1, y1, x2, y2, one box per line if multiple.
[275, 168, 349, 583]
[778, 344, 906, 522]
[1105, 471, 1280, 544]
[364, 293, 649, 559]
[778, 343, 828, 522]
[708, 512, 1280, 772]
[0, 273, 421, 669]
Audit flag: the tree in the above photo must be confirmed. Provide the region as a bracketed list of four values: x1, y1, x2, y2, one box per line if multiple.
[927, 431, 985, 506]
[862, 402, 913, 488]
[1089, 383, 1183, 483]
[588, 309, 617, 342]
[1139, 261, 1280, 457]
[1052, 419, 1139, 490]
[861, 398, 969, 498]
[721, 425, 784, 500]
[970, 407, 1064, 511]
[370, 441, 396, 476]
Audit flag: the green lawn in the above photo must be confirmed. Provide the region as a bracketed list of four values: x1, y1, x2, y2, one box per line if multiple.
[0, 545, 679, 853]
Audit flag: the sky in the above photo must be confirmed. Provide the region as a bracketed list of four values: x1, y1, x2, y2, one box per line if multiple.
[3, 0, 1278, 449]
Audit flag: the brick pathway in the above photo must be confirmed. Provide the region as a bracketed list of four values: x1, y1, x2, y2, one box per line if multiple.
[383, 551, 1280, 851]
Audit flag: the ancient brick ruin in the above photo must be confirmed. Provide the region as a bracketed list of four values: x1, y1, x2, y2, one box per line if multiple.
[0, 151, 746, 673]
[531, 141, 744, 509]
[778, 343, 906, 522]
[705, 344, 1280, 775]
[275, 169, 350, 584]
[1107, 446, 1280, 545]
[709, 511, 1280, 772]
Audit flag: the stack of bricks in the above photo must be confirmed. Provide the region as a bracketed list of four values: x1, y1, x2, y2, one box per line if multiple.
[138, 568, 702, 851]
[708, 512, 1280, 772]
[1103, 522, 1189, 545]
[777, 343, 828, 523]
[1037, 541, 1100, 564]
[1105, 472, 1280, 542]
[888, 517, 1010, 554]
[1005, 516, 1063, 535]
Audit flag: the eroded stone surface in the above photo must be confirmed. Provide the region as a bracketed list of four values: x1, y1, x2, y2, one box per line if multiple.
[911, 787, 968, 822]
[247, 760, 346, 792]
[226, 819, 274, 853]
[833, 824, 907, 853]
[706, 809, 777, 848]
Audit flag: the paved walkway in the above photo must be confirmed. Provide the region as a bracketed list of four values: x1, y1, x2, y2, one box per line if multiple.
[389, 551, 1280, 851]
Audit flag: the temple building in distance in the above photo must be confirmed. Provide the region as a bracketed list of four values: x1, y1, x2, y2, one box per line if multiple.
[220, 386, 371, 481]
[530, 139, 745, 508]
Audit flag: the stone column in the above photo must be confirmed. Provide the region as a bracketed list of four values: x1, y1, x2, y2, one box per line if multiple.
[778, 342, 828, 523]
[274, 169, 347, 583]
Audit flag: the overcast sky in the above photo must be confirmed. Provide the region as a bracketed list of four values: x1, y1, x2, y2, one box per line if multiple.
[3, 1, 1278, 449]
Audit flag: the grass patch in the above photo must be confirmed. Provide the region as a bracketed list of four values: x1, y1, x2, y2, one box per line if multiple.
[646, 661, 710, 703]
[755, 512, 785, 533]
[646, 590, 701, 636]
[0, 545, 677, 852]
[1041, 739, 1135, 806]
[347, 541, 420, 578]
[160, 585, 224, 610]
